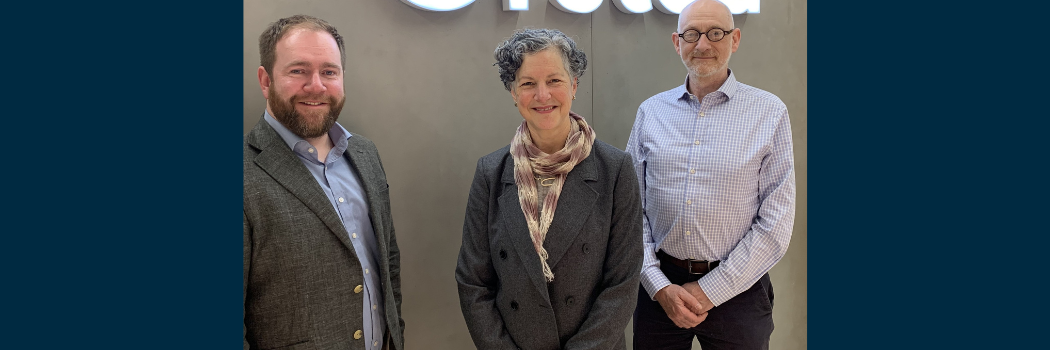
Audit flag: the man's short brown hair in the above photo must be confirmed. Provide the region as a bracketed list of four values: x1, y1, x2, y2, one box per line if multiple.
[259, 15, 345, 76]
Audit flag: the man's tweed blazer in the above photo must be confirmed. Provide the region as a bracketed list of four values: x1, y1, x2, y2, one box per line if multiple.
[244, 120, 403, 350]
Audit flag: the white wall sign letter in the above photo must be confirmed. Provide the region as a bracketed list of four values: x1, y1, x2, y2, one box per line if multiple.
[548, 0, 604, 14]
[410, 0, 759, 15]
[654, 0, 759, 14]
[401, 0, 476, 12]
[612, 0, 652, 14]
[503, 0, 528, 11]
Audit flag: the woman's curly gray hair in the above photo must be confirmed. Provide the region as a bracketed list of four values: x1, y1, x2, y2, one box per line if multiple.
[494, 28, 588, 91]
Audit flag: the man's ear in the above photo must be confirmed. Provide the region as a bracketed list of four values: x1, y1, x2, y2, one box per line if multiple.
[672, 31, 682, 56]
[730, 28, 741, 53]
[258, 66, 272, 100]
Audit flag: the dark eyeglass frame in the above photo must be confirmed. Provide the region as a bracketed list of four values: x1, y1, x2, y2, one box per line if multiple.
[677, 28, 736, 43]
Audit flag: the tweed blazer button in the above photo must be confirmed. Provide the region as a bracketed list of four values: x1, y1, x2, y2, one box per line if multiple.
[354, 285, 363, 293]
[510, 300, 519, 310]
[566, 296, 575, 305]
[582, 244, 590, 254]
[499, 249, 507, 259]
[354, 330, 363, 339]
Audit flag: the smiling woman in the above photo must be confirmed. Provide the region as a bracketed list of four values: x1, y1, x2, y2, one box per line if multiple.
[495, 29, 587, 154]
[455, 28, 644, 350]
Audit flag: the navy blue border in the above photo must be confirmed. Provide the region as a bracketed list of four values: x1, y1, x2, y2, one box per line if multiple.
[6, 1, 243, 347]
[810, 0, 1047, 348]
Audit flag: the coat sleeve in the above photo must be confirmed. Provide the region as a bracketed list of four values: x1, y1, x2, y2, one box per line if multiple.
[563, 152, 644, 350]
[455, 157, 520, 350]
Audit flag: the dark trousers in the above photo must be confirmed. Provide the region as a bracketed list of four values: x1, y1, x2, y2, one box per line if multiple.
[633, 262, 774, 350]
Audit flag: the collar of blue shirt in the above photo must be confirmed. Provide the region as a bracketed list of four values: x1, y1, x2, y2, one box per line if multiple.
[263, 109, 353, 160]
[677, 68, 741, 102]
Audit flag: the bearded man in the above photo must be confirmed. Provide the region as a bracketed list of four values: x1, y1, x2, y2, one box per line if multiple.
[243, 14, 404, 350]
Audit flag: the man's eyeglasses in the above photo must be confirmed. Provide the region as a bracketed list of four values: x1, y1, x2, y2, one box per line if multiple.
[677, 28, 735, 43]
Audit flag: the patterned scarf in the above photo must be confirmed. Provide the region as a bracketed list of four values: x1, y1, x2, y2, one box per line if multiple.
[510, 112, 596, 282]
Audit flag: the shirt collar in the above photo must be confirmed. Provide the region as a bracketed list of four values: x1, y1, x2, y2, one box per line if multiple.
[676, 68, 740, 101]
[263, 109, 352, 153]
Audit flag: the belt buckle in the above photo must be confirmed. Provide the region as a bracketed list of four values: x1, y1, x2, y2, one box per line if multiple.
[685, 259, 711, 275]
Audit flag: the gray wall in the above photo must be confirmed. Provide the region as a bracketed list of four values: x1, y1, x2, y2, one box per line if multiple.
[243, 0, 806, 349]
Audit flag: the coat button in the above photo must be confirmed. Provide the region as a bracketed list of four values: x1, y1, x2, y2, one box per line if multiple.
[582, 244, 589, 254]
[566, 296, 575, 305]
[510, 300, 519, 310]
[499, 249, 507, 260]
[354, 285, 363, 293]
[354, 330, 363, 339]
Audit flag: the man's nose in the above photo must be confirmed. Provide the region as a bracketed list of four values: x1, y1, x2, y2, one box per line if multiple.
[303, 73, 327, 94]
[694, 35, 714, 50]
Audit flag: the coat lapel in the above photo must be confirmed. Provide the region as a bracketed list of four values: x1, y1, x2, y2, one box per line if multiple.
[499, 158, 551, 303]
[344, 135, 387, 246]
[540, 153, 598, 270]
[497, 148, 599, 294]
[247, 120, 357, 254]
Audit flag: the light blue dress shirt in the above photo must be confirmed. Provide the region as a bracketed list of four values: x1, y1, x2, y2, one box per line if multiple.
[264, 112, 385, 349]
[626, 71, 796, 306]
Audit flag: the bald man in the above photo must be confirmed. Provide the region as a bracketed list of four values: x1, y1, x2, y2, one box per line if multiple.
[626, 0, 796, 349]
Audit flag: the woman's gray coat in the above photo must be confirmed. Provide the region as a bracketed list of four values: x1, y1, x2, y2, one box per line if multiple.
[456, 140, 644, 350]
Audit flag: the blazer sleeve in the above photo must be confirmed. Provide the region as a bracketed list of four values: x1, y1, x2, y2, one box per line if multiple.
[455, 157, 520, 350]
[563, 152, 644, 350]
[374, 148, 406, 339]
[387, 200, 406, 337]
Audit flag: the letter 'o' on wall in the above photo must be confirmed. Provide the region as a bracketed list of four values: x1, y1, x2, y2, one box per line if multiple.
[400, 0, 476, 11]
[548, 0, 603, 14]
[612, 0, 652, 13]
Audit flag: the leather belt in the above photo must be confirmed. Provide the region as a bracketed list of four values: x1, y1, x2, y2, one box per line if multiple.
[657, 250, 720, 275]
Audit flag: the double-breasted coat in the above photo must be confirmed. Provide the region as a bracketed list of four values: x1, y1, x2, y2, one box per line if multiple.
[456, 140, 643, 350]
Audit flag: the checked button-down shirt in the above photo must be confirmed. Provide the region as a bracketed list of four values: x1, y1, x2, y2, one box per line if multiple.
[626, 70, 796, 306]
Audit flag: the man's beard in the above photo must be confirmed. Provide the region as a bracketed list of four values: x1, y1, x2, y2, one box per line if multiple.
[684, 49, 730, 79]
[269, 87, 345, 139]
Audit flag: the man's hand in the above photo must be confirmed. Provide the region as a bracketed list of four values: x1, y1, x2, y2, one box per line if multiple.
[654, 284, 707, 328]
[682, 282, 715, 314]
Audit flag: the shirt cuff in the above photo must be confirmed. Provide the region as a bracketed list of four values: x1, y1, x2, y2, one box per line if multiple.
[696, 268, 735, 306]
[639, 265, 672, 300]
